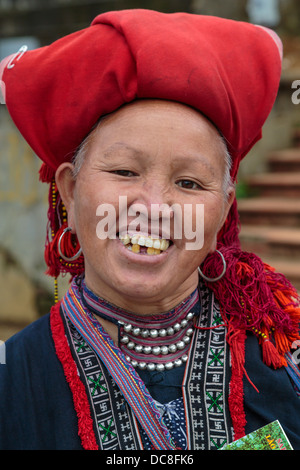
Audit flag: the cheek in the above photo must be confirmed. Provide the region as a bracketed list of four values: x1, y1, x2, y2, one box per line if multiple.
[189, 204, 224, 264]
[204, 203, 224, 233]
[181, 197, 225, 242]
[73, 179, 124, 252]
[73, 185, 102, 246]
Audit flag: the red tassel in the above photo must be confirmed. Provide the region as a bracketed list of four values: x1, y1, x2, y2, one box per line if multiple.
[227, 327, 245, 375]
[39, 162, 55, 183]
[262, 338, 285, 369]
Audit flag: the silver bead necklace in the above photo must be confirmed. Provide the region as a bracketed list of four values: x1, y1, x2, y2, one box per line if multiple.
[118, 311, 195, 371]
[80, 278, 198, 372]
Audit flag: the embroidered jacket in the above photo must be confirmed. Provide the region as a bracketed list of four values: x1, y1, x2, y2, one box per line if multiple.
[0, 285, 300, 450]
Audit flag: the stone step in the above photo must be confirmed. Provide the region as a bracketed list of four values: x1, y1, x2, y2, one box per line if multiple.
[239, 225, 300, 258]
[267, 148, 300, 173]
[237, 198, 300, 226]
[292, 129, 300, 148]
[245, 172, 300, 197]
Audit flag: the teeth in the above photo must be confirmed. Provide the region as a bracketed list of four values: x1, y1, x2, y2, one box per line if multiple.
[146, 247, 161, 255]
[119, 233, 170, 255]
[131, 235, 139, 245]
[145, 238, 153, 248]
[160, 239, 169, 251]
[137, 236, 146, 247]
[153, 239, 161, 250]
[131, 244, 140, 254]
[120, 234, 131, 245]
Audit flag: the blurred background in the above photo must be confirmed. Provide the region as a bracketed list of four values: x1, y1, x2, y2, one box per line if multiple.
[0, 0, 300, 340]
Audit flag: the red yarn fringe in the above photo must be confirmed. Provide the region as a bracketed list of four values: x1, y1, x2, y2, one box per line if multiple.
[201, 200, 300, 439]
[50, 302, 99, 450]
[39, 162, 55, 183]
[262, 339, 284, 368]
[202, 201, 300, 370]
[227, 328, 247, 440]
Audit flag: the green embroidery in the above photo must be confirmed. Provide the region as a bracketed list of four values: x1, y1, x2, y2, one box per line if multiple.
[210, 438, 227, 449]
[76, 340, 87, 353]
[208, 347, 224, 366]
[99, 418, 116, 442]
[88, 373, 107, 395]
[206, 391, 223, 413]
[212, 312, 223, 326]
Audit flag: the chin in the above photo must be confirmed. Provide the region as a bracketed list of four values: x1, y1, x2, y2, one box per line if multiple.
[120, 277, 170, 299]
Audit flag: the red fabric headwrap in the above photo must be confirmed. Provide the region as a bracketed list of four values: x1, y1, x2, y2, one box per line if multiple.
[2, 9, 282, 180]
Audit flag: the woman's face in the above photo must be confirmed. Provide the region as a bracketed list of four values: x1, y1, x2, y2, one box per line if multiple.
[56, 100, 234, 313]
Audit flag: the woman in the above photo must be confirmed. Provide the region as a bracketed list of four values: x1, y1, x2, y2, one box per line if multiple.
[0, 10, 299, 450]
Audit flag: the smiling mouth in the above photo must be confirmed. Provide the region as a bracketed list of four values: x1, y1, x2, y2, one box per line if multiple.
[118, 233, 172, 255]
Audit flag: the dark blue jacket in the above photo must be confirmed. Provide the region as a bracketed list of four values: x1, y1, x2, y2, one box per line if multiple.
[0, 314, 299, 450]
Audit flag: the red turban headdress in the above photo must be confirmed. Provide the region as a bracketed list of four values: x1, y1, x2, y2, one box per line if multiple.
[2, 9, 282, 180]
[1, 9, 299, 438]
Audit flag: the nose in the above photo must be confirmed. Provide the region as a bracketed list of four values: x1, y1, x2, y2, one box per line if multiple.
[127, 178, 175, 238]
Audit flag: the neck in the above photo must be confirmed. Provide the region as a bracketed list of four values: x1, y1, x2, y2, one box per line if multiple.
[83, 268, 199, 315]
[78, 276, 200, 372]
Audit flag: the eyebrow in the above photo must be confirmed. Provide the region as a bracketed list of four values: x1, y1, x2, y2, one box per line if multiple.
[102, 142, 145, 159]
[101, 142, 218, 176]
[170, 154, 217, 177]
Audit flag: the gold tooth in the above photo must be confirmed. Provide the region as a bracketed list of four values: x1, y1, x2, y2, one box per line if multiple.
[146, 247, 161, 255]
[131, 244, 140, 253]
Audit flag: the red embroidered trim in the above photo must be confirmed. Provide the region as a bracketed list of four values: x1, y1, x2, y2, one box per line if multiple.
[227, 329, 247, 440]
[50, 302, 99, 450]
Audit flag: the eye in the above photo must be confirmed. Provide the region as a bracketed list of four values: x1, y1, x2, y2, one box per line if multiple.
[111, 170, 137, 177]
[176, 179, 202, 190]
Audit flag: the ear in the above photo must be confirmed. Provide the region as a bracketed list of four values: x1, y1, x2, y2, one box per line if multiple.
[220, 185, 236, 230]
[55, 162, 77, 233]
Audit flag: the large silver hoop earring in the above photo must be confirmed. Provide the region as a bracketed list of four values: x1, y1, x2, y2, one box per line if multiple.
[58, 227, 82, 262]
[198, 250, 226, 283]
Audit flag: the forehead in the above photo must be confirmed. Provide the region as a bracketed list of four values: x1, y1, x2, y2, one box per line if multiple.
[85, 99, 226, 170]
[95, 99, 221, 138]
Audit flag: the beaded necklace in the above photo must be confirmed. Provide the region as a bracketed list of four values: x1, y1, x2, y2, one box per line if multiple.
[79, 277, 200, 372]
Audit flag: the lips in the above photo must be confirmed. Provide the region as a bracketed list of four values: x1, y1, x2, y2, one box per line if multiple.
[118, 232, 172, 255]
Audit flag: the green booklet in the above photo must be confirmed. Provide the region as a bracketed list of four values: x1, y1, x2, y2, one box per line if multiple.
[220, 420, 293, 450]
